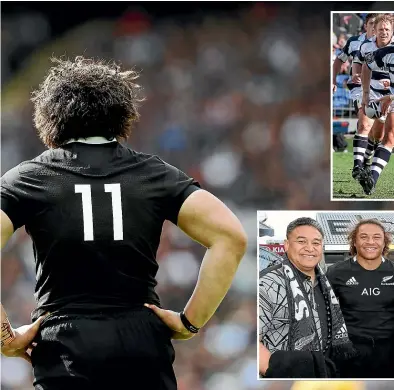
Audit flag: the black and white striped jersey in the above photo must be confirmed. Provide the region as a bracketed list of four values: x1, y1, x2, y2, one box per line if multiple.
[354, 36, 394, 94]
[365, 45, 394, 94]
[336, 33, 368, 90]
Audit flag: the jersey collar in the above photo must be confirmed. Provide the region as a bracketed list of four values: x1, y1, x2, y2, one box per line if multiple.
[359, 32, 367, 41]
[65, 137, 117, 145]
[353, 256, 385, 263]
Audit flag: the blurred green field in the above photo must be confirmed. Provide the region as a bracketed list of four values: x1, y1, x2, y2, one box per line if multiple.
[332, 137, 394, 200]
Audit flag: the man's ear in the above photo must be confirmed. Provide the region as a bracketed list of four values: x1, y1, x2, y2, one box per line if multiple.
[284, 239, 289, 252]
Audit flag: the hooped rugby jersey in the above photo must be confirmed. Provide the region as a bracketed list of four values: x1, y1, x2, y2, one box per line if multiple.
[336, 33, 368, 90]
[354, 36, 394, 94]
[365, 45, 394, 94]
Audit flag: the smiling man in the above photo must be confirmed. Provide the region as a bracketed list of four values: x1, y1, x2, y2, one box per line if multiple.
[259, 217, 354, 378]
[326, 219, 394, 378]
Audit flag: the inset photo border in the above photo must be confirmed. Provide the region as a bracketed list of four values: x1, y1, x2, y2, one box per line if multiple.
[257, 210, 394, 380]
[331, 11, 394, 201]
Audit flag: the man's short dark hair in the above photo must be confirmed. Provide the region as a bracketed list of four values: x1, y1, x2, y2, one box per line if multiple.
[348, 219, 392, 257]
[286, 217, 324, 239]
[365, 13, 378, 25]
[31, 56, 144, 148]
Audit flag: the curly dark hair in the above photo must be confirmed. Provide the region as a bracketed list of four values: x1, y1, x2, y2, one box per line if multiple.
[348, 219, 392, 257]
[31, 56, 144, 148]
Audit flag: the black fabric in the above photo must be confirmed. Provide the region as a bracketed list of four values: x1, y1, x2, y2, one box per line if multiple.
[314, 280, 329, 350]
[264, 350, 337, 378]
[339, 335, 394, 378]
[32, 308, 176, 390]
[0, 142, 200, 320]
[292, 266, 328, 351]
[326, 258, 394, 340]
[281, 255, 351, 354]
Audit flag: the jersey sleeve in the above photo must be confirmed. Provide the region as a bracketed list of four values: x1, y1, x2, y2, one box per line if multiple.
[353, 42, 366, 64]
[337, 39, 352, 63]
[161, 160, 201, 225]
[365, 51, 379, 71]
[1, 164, 37, 230]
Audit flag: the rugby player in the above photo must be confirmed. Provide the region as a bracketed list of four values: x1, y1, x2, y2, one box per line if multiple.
[326, 219, 394, 378]
[352, 13, 393, 185]
[361, 43, 394, 194]
[0, 56, 248, 390]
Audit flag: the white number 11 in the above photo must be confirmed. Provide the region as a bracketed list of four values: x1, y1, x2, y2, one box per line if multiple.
[75, 184, 123, 241]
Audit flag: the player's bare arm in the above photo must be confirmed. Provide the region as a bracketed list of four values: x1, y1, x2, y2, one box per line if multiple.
[332, 57, 343, 92]
[146, 189, 247, 340]
[1, 209, 46, 363]
[351, 62, 362, 84]
[361, 63, 372, 113]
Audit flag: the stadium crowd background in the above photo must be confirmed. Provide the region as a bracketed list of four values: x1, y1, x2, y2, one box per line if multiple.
[1, 2, 393, 389]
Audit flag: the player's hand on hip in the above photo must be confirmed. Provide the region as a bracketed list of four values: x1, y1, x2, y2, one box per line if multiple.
[144, 304, 196, 340]
[332, 84, 337, 93]
[1, 315, 47, 364]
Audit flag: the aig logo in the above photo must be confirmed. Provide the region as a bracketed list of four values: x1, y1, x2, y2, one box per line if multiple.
[361, 288, 380, 296]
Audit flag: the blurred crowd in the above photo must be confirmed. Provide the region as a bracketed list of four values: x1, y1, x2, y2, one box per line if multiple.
[1, 3, 393, 390]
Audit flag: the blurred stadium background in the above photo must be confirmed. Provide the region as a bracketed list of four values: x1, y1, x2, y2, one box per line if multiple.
[1, 2, 394, 389]
[332, 12, 394, 198]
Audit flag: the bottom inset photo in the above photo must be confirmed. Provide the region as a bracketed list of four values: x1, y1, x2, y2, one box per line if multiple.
[257, 211, 394, 379]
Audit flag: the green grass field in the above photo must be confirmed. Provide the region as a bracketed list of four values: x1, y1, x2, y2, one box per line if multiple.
[332, 137, 394, 200]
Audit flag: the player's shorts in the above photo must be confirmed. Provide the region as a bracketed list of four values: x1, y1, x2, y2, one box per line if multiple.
[350, 86, 362, 106]
[32, 307, 176, 390]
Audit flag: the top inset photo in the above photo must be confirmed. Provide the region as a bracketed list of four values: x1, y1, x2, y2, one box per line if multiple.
[331, 12, 394, 201]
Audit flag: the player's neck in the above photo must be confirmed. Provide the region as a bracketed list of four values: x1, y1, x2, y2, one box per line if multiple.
[292, 263, 316, 283]
[356, 255, 382, 270]
[366, 33, 374, 39]
[376, 39, 387, 48]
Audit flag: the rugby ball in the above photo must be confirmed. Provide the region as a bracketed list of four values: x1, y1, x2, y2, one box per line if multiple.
[365, 101, 386, 122]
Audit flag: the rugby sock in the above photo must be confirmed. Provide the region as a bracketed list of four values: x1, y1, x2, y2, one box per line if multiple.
[370, 145, 392, 183]
[364, 139, 380, 164]
[353, 134, 368, 168]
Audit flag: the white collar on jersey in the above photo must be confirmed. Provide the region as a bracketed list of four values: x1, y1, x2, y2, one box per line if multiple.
[65, 137, 117, 145]
[353, 256, 385, 263]
[359, 32, 367, 41]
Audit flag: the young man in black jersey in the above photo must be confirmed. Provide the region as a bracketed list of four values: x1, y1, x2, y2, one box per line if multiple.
[326, 219, 394, 378]
[0, 57, 248, 390]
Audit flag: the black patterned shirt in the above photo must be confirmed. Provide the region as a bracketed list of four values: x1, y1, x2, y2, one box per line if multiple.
[259, 263, 328, 352]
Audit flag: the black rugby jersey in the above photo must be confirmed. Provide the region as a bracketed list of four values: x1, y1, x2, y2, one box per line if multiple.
[1, 139, 200, 320]
[326, 257, 394, 340]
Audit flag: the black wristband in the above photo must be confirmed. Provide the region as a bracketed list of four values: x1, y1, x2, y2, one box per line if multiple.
[179, 311, 199, 333]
